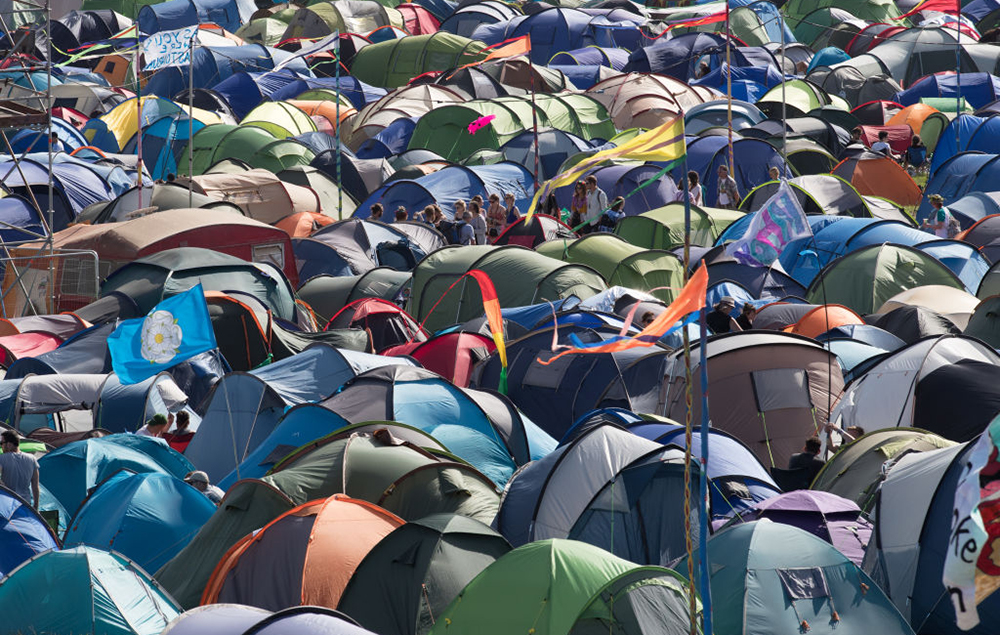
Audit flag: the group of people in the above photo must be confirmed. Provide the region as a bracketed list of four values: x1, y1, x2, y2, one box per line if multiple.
[856, 129, 928, 171]
[368, 193, 522, 246]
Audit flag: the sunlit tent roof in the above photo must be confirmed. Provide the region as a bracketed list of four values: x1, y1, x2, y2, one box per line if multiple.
[351, 32, 486, 88]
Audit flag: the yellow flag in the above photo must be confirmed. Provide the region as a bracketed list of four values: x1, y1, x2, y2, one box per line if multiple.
[524, 114, 686, 221]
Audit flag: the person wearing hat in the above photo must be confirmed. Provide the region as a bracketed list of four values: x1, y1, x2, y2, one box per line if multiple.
[922, 194, 958, 238]
[184, 470, 224, 504]
[706, 297, 743, 334]
[135, 414, 169, 438]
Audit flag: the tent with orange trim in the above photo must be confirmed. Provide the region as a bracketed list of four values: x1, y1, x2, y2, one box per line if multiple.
[326, 297, 428, 353]
[832, 151, 923, 207]
[753, 303, 865, 336]
[202, 494, 403, 610]
[274, 211, 335, 238]
[286, 100, 357, 134]
[886, 103, 949, 150]
[0, 314, 89, 339]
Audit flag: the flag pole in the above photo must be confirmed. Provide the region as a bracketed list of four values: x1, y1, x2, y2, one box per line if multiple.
[335, 36, 343, 220]
[956, 6, 962, 126]
[188, 30, 195, 207]
[780, 13, 787, 167]
[726, 0, 734, 172]
[528, 53, 540, 192]
[135, 23, 143, 210]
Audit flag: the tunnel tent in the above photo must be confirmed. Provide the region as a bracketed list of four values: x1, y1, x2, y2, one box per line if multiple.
[805, 243, 967, 314]
[408, 245, 606, 333]
[241, 101, 317, 140]
[247, 139, 317, 174]
[350, 32, 487, 89]
[297, 269, 412, 323]
[438, 0, 519, 38]
[614, 203, 745, 250]
[537, 233, 686, 303]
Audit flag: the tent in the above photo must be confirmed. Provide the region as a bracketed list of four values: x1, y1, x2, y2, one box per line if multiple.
[685, 135, 792, 207]
[537, 233, 686, 303]
[0, 546, 180, 635]
[408, 245, 606, 333]
[832, 335, 1000, 442]
[203, 495, 402, 610]
[832, 152, 923, 207]
[494, 214, 576, 248]
[471, 324, 669, 439]
[0, 485, 59, 579]
[383, 331, 495, 386]
[63, 471, 216, 573]
[615, 203, 744, 250]
[876, 285, 981, 330]
[863, 442, 1000, 634]
[297, 269, 412, 324]
[725, 490, 873, 565]
[327, 298, 427, 352]
[136, 0, 253, 33]
[662, 331, 845, 469]
[162, 604, 376, 635]
[338, 514, 511, 635]
[429, 539, 701, 635]
[676, 521, 914, 635]
[811, 428, 956, 512]
[351, 33, 486, 88]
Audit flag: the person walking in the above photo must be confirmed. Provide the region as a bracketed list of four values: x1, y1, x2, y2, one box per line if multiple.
[469, 201, 487, 245]
[717, 165, 740, 209]
[0, 430, 39, 508]
[922, 194, 958, 238]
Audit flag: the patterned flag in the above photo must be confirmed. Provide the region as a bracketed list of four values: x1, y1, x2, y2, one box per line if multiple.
[725, 180, 812, 267]
[944, 416, 1000, 630]
[108, 284, 218, 384]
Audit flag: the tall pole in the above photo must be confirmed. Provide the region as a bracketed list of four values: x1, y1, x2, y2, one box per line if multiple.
[134, 21, 143, 210]
[528, 55, 540, 192]
[45, 0, 54, 312]
[780, 13, 787, 168]
[725, 0, 734, 172]
[697, 303, 712, 635]
[335, 39, 343, 220]
[188, 30, 195, 207]
[956, 10, 962, 127]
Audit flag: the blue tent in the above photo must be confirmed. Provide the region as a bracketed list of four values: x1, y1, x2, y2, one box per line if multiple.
[0, 485, 58, 579]
[821, 338, 893, 381]
[185, 345, 414, 483]
[894, 72, 1000, 109]
[691, 64, 783, 103]
[0, 547, 180, 635]
[92, 372, 188, 434]
[141, 113, 206, 180]
[138, 0, 254, 34]
[548, 46, 630, 69]
[548, 64, 614, 89]
[927, 114, 989, 174]
[807, 46, 851, 73]
[355, 117, 418, 159]
[438, 0, 520, 38]
[916, 239, 990, 292]
[355, 163, 534, 221]
[0, 195, 47, 242]
[733, 0, 795, 42]
[5, 322, 113, 379]
[39, 434, 194, 515]
[471, 324, 669, 439]
[628, 418, 782, 520]
[676, 521, 915, 635]
[268, 76, 387, 109]
[64, 471, 215, 572]
[318, 365, 545, 486]
[920, 152, 1000, 219]
[499, 129, 590, 183]
[8, 116, 88, 154]
[946, 191, 1000, 227]
[685, 136, 792, 206]
[0, 157, 115, 230]
[703, 261, 807, 300]
[816, 323, 906, 350]
[550, 162, 680, 218]
[210, 71, 304, 120]
[624, 31, 727, 78]
[144, 45, 312, 100]
[964, 0, 1000, 21]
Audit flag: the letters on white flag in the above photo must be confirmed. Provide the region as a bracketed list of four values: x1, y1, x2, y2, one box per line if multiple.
[144, 25, 199, 71]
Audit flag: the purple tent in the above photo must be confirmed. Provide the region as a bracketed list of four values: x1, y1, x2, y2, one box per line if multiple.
[729, 490, 872, 565]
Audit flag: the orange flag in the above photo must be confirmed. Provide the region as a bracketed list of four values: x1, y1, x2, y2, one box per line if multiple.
[538, 265, 708, 365]
[453, 36, 531, 74]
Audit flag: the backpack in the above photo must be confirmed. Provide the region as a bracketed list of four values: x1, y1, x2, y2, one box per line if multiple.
[451, 220, 469, 245]
[947, 213, 961, 239]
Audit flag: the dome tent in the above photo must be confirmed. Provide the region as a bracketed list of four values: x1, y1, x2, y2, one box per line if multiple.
[0, 484, 59, 579]
[0, 546, 180, 635]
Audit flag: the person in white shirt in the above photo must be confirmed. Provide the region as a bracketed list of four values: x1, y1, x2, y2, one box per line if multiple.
[469, 201, 488, 245]
[870, 131, 894, 157]
[135, 414, 169, 437]
[184, 470, 224, 505]
[922, 194, 957, 238]
[583, 175, 608, 232]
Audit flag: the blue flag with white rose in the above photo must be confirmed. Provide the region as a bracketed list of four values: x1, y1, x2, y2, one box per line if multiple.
[107, 284, 218, 384]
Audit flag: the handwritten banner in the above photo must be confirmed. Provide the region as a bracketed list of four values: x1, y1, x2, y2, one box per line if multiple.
[144, 26, 198, 71]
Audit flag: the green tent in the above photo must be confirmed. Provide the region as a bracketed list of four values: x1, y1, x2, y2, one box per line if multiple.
[235, 17, 288, 46]
[614, 203, 745, 250]
[675, 521, 914, 635]
[210, 126, 278, 170]
[278, 165, 358, 219]
[537, 233, 686, 303]
[101, 247, 300, 321]
[430, 539, 701, 635]
[805, 243, 966, 314]
[351, 33, 487, 88]
[279, 1, 402, 41]
[297, 268, 412, 322]
[338, 514, 512, 635]
[248, 139, 317, 174]
[964, 295, 1000, 344]
[296, 88, 356, 109]
[408, 95, 613, 163]
[784, 0, 902, 29]
[178, 124, 237, 176]
[811, 428, 955, 512]
[155, 479, 296, 609]
[756, 80, 849, 118]
[242, 102, 318, 139]
[408, 245, 607, 333]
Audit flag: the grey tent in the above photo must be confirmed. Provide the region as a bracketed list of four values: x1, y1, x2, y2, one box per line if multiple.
[338, 514, 512, 635]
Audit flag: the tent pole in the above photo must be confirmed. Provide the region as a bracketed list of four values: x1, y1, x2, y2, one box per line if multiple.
[697, 303, 713, 635]
[135, 6, 143, 211]
[45, 0, 53, 312]
[335, 36, 343, 220]
[956, 8, 962, 128]
[780, 14, 787, 167]
[188, 30, 195, 207]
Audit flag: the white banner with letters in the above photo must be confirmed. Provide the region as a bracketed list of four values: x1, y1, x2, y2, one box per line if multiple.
[143, 26, 199, 71]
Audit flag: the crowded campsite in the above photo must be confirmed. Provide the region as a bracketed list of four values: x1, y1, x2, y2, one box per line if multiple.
[6, 0, 1000, 633]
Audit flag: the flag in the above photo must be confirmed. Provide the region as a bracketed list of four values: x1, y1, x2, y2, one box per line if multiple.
[143, 25, 199, 71]
[466, 270, 509, 393]
[724, 180, 812, 267]
[538, 265, 708, 365]
[944, 416, 1000, 630]
[525, 114, 686, 221]
[108, 284, 218, 384]
[273, 32, 340, 72]
[663, 10, 727, 30]
[893, 0, 959, 19]
[452, 35, 531, 75]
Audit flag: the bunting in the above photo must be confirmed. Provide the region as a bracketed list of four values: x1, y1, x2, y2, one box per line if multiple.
[893, 0, 959, 19]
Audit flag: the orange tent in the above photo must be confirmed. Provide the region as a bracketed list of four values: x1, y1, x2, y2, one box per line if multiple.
[202, 495, 402, 610]
[886, 103, 942, 136]
[783, 304, 865, 338]
[831, 152, 923, 207]
[274, 211, 335, 238]
[286, 100, 356, 135]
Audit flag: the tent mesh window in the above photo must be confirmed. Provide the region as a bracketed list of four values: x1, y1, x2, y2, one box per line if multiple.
[750, 368, 814, 412]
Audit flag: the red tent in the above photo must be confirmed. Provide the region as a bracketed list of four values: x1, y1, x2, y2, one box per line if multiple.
[384, 331, 496, 386]
[326, 297, 428, 353]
